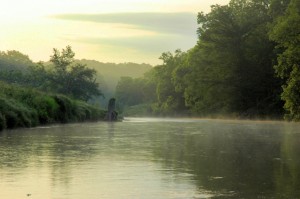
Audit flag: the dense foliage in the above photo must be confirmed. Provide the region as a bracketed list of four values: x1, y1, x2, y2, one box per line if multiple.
[270, 0, 300, 120]
[116, 0, 300, 120]
[0, 46, 102, 101]
[0, 47, 108, 130]
[31, 46, 102, 101]
[0, 81, 105, 131]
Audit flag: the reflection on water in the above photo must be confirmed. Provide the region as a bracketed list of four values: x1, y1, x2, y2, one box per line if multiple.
[0, 118, 300, 198]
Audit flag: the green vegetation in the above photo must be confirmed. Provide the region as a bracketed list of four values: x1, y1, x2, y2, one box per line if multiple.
[116, 0, 300, 121]
[269, 0, 300, 120]
[30, 46, 102, 101]
[0, 47, 108, 131]
[0, 81, 105, 130]
[0, 45, 151, 130]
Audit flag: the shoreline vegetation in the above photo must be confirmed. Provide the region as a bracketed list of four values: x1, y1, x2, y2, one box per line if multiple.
[115, 0, 300, 121]
[0, 81, 106, 131]
[0, 46, 109, 131]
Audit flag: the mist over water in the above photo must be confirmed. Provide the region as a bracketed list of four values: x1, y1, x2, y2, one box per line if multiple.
[0, 118, 299, 199]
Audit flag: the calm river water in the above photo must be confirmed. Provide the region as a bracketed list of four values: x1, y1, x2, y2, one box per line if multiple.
[0, 117, 300, 199]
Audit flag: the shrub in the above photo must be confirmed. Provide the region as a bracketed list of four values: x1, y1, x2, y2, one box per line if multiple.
[73, 101, 90, 121]
[0, 97, 38, 128]
[32, 96, 59, 124]
[53, 95, 75, 123]
[0, 81, 105, 131]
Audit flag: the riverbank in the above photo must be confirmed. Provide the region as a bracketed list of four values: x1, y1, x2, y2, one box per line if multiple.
[121, 104, 284, 122]
[0, 81, 106, 131]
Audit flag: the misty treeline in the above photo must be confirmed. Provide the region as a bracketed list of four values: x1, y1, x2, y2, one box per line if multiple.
[116, 0, 300, 120]
[76, 59, 151, 105]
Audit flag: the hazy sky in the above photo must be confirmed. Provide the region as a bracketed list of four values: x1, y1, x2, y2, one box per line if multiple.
[0, 0, 229, 65]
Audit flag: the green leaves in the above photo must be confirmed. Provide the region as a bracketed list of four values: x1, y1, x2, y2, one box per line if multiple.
[127, 0, 284, 118]
[269, 0, 300, 120]
[45, 46, 102, 101]
[50, 45, 75, 72]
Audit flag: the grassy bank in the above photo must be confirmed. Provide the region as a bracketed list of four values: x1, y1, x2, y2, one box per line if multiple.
[0, 81, 106, 131]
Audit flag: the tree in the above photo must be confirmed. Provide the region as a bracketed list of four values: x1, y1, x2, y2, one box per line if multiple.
[0, 50, 34, 71]
[0, 50, 35, 85]
[182, 0, 283, 117]
[115, 76, 144, 107]
[269, 0, 300, 120]
[151, 50, 188, 115]
[46, 46, 102, 101]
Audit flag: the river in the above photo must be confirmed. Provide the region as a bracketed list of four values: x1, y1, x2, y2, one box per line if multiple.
[0, 117, 299, 199]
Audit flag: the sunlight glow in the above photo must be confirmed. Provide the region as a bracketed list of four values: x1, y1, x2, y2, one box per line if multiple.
[0, 0, 229, 64]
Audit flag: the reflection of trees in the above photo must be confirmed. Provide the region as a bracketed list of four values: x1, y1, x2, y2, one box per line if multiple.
[0, 130, 32, 170]
[150, 121, 298, 198]
[0, 124, 101, 187]
[274, 125, 300, 198]
[1, 120, 300, 198]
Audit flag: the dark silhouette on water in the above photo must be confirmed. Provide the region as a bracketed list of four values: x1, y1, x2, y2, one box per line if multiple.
[105, 98, 118, 121]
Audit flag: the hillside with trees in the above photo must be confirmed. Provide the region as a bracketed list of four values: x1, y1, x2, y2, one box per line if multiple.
[76, 59, 152, 103]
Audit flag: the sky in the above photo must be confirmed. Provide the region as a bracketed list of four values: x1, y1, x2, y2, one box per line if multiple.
[0, 0, 229, 65]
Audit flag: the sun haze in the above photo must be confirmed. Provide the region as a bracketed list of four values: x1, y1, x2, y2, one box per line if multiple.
[0, 0, 229, 65]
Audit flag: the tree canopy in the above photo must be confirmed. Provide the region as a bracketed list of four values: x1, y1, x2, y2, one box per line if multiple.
[41, 46, 102, 101]
[269, 0, 300, 120]
[115, 0, 300, 120]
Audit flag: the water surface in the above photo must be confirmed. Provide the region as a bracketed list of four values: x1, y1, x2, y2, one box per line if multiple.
[0, 118, 300, 199]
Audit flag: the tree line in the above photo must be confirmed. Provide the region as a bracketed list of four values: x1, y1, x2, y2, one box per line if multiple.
[116, 0, 300, 120]
[0, 46, 102, 102]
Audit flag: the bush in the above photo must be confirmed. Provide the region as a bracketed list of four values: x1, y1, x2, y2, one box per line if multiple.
[32, 95, 59, 124]
[0, 81, 105, 131]
[73, 101, 91, 121]
[53, 95, 74, 123]
[0, 97, 38, 128]
[89, 106, 106, 120]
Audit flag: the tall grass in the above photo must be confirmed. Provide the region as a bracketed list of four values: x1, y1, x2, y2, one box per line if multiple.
[0, 81, 105, 130]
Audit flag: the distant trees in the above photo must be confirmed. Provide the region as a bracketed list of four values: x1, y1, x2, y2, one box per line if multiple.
[78, 59, 152, 103]
[115, 77, 144, 106]
[0, 50, 33, 71]
[0, 50, 34, 85]
[115, 50, 188, 116]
